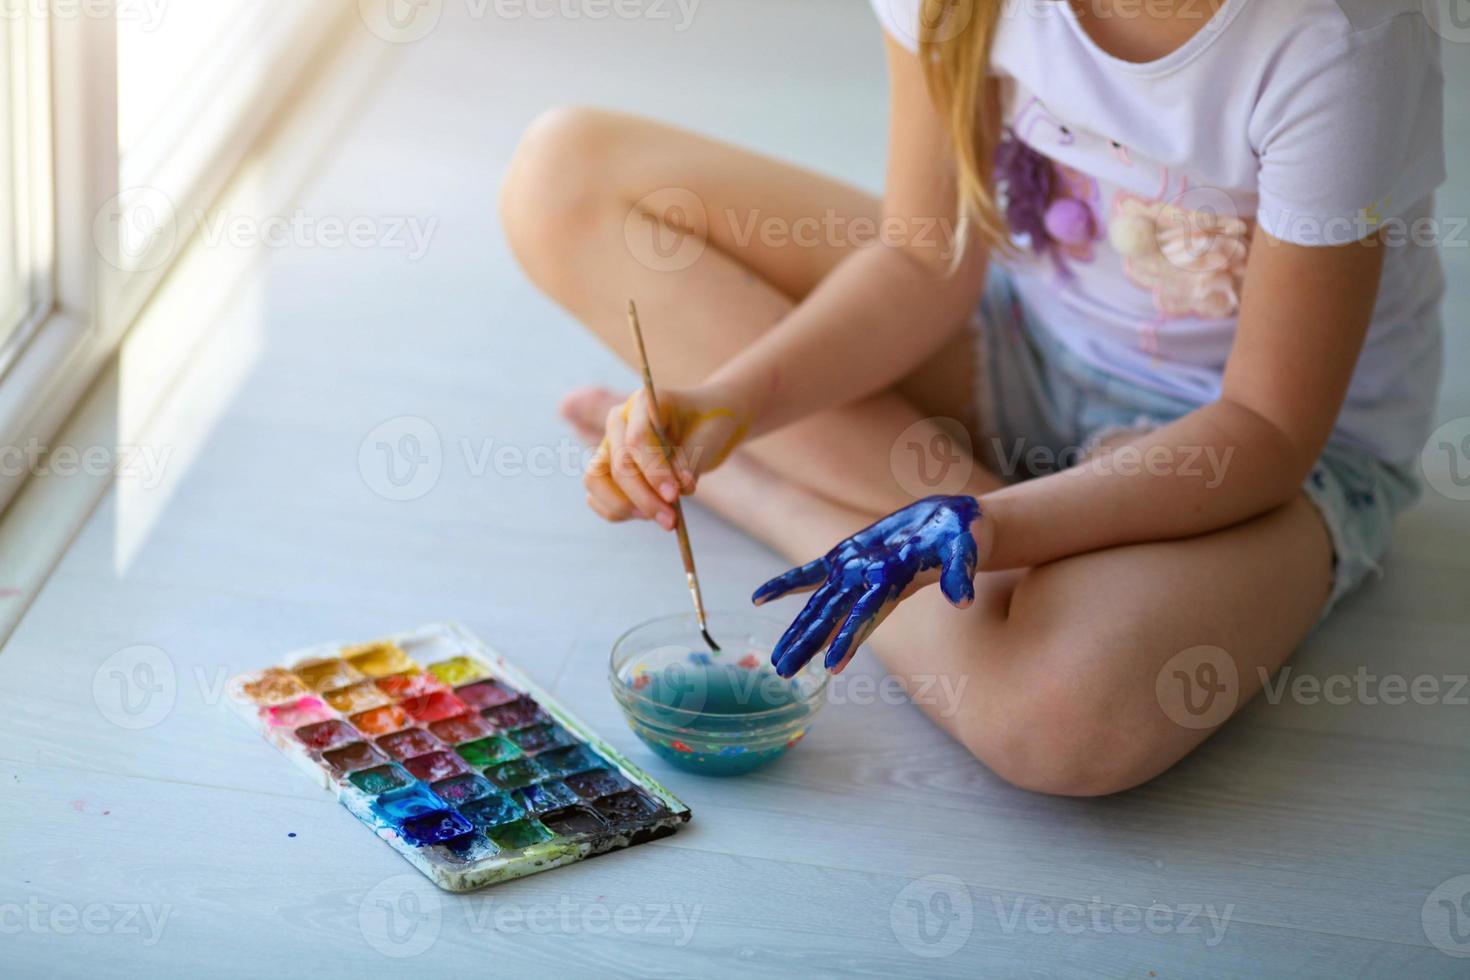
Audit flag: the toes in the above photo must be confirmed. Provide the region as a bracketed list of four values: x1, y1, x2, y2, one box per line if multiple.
[559, 387, 626, 433]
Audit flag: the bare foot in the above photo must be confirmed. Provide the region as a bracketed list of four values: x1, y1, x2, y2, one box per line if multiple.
[558, 386, 625, 445]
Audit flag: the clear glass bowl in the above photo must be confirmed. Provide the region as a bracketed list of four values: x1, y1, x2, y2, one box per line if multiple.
[609, 611, 827, 776]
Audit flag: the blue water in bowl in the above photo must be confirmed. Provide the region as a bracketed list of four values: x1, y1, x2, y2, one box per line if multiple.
[625, 660, 815, 776]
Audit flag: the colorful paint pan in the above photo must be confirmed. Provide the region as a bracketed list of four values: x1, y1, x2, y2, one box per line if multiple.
[426, 656, 487, 686]
[481, 696, 549, 731]
[429, 713, 492, 744]
[294, 719, 359, 752]
[514, 779, 580, 815]
[350, 704, 411, 736]
[455, 680, 516, 710]
[375, 671, 445, 700]
[345, 641, 414, 678]
[230, 668, 308, 706]
[293, 658, 366, 692]
[264, 696, 334, 729]
[323, 681, 392, 714]
[321, 741, 387, 777]
[404, 750, 471, 782]
[454, 736, 522, 769]
[227, 623, 691, 892]
[541, 806, 608, 839]
[376, 727, 445, 760]
[507, 722, 576, 756]
[401, 690, 469, 724]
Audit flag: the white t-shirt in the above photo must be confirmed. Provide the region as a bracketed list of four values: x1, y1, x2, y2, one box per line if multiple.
[872, 0, 1446, 465]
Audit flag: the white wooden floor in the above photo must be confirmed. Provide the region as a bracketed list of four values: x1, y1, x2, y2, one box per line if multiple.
[3, 4, 1468, 977]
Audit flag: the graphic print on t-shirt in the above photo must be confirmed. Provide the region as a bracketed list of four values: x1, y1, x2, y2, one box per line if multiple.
[996, 97, 1252, 350]
[872, 0, 1447, 465]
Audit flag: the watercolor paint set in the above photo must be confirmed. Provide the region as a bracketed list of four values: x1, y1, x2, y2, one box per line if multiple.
[227, 623, 691, 892]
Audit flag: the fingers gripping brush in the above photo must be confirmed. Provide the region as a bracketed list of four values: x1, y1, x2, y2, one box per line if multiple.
[626, 300, 721, 654]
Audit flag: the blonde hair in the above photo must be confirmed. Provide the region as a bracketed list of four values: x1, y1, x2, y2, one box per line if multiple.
[919, 0, 1009, 259]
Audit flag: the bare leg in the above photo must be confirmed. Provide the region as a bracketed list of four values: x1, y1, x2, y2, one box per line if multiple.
[693, 452, 1331, 798]
[502, 108, 1333, 796]
[501, 107, 1000, 517]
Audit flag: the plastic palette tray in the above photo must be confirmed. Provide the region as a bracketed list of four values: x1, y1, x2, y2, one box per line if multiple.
[227, 623, 691, 891]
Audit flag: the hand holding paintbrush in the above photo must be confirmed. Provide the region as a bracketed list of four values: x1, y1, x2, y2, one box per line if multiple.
[577, 301, 751, 650]
[624, 300, 723, 652]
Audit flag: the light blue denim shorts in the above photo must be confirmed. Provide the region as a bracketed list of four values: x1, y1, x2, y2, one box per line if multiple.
[972, 269, 1421, 620]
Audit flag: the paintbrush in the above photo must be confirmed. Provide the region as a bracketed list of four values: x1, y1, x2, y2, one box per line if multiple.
[626, 300, 721, 654]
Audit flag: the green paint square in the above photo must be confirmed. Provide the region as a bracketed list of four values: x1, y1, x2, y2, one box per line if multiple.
[456, 736, 522, 768]
[487, 818, 554, 850]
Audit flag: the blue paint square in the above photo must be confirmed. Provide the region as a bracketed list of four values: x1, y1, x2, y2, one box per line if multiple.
[460, 792, 527, 829]
[536, 744, 604, 776]
[373, 783, 444, 823]
[401, 809, 474, 846]
[514, 779, 580, 815]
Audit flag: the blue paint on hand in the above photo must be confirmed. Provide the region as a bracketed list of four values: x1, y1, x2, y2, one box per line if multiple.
[752, 496, 983, 677]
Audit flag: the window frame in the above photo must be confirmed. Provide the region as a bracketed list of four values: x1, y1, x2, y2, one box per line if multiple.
[0, 2, 356, 514]
[0, 9, 57, 381]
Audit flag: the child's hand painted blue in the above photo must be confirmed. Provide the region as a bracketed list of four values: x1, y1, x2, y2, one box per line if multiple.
[752, 495, 984, 677]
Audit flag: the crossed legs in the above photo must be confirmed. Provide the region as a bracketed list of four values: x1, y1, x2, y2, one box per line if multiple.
[501, 107, 1333, 796]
